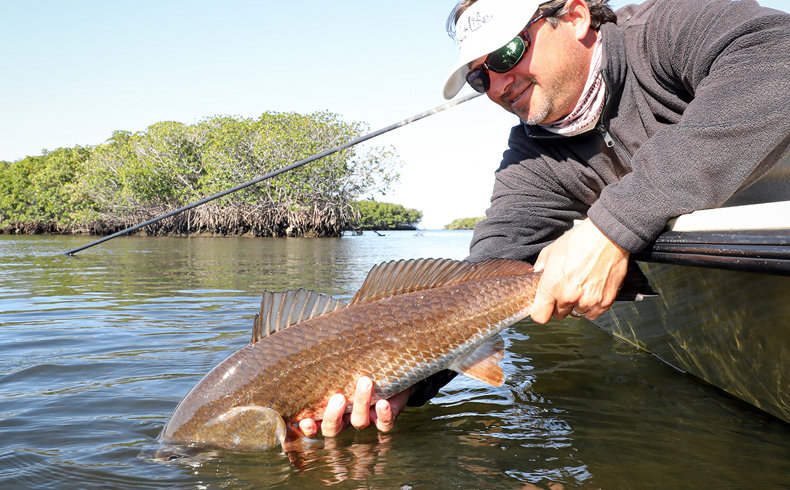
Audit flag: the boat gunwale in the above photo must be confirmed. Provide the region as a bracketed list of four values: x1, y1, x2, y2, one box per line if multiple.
[635, 229, 790, 276]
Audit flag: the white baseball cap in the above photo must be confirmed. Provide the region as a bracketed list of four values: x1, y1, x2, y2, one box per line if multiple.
[443, 0, 543, 99]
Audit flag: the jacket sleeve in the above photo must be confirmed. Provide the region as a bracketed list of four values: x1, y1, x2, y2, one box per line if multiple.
[467, 125, 593, 263]
[588, 0, 790, 253]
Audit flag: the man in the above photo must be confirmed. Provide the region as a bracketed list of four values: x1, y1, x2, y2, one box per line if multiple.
[300, 0, 790, 439]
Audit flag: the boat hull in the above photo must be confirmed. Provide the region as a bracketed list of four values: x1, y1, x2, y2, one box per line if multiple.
[594, 261, 789, 422]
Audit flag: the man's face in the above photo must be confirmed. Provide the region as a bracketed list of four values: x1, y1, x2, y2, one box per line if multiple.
[469, 13, 591, 125]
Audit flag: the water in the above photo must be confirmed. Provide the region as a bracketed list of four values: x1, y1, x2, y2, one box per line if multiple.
[1, 231, 788, 489]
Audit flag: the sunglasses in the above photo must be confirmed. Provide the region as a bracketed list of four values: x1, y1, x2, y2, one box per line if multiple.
[466, 5, 563, 93]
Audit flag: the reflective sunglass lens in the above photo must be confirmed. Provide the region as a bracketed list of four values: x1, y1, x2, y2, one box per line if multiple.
[487, 37, 525, 73]
[466, 69, 489, 93]
[464, 32, 528, 93]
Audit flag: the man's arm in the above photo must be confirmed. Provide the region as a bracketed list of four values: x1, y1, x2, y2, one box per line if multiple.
[469, 125, 627, 320]
[468, 124, 598, 264]
[589, 0, 790, 253]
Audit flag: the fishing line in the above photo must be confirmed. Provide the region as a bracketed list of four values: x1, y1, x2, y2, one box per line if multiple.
[64, 92, 483, 256]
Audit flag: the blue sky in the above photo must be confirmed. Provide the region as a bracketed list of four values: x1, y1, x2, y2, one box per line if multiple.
[2, 1, 788, 228]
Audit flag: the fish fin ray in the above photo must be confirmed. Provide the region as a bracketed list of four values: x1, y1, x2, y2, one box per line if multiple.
[350, 258, 535, 305]
[252, 313, 262, 343]
[252, 289, 346, 343]
[450, 334, 506, 387]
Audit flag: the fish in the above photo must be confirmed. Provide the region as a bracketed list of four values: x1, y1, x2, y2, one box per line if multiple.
[157, 257, 651, 453]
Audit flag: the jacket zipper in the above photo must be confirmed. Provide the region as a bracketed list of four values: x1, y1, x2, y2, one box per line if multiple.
[597, 62, 633, 167]
[597, 123, 633, 167]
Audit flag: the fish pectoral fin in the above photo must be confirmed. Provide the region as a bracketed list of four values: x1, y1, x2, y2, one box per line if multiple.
[205, 405, 287, 451]
[449, 334, 505, 387]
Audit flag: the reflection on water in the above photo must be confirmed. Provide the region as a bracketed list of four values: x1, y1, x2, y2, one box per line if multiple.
[1, 232, 789, 488]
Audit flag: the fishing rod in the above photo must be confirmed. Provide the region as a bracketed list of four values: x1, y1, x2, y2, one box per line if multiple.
[64, 92, 483, 256]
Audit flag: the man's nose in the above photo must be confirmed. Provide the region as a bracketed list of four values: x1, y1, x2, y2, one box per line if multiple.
[486, 71, 514, 100]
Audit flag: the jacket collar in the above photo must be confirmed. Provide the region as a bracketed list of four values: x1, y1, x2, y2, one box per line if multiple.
[523, 19, 626, 139]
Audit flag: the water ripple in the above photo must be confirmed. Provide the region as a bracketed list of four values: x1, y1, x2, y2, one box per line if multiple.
[1, 233, 789, 488]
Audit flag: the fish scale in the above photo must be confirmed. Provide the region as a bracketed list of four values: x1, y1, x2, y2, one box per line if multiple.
[158, 258, 540, 452]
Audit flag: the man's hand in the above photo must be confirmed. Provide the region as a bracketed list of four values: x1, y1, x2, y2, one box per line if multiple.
[298, 376, 412, 438]
[531, 218, 629, 323]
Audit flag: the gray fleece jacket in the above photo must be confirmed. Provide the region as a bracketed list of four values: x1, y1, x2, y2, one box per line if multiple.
[467, 0, 790, 263]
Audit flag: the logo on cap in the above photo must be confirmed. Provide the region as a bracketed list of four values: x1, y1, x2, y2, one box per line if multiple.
[457, 10, 494, 48]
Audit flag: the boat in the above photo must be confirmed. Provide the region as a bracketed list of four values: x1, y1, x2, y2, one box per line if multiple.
[593, 157, 790, 423]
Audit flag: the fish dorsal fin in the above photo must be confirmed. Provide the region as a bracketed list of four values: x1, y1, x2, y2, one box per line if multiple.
[349, 258, 467, 304]
[349, 258, 535, 305]
[449, 334, 506, 387]
[251, 289, 346, 343]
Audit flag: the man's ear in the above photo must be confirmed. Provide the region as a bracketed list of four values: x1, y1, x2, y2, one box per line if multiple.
[564, 0, 593, 42]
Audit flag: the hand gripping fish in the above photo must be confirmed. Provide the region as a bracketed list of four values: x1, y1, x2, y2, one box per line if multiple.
[158, 257, 650, 452]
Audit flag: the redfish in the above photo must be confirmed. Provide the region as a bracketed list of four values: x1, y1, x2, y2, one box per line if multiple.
[158, 257, 645, 452]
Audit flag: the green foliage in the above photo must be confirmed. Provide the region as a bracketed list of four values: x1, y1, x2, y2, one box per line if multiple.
[444, 216, 484, 230]
[0, 147, 96, 227]
[1, 111, 401, 236]
[352, 200, 422, 230]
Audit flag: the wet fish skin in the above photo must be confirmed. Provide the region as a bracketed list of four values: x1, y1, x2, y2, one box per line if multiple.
[158, 258, 540, 451]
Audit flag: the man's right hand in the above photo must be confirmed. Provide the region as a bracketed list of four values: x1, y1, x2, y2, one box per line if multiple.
[531, 218, 629, 323]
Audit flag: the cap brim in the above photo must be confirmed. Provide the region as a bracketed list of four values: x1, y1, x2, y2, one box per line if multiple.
[443, 63, 471, 100]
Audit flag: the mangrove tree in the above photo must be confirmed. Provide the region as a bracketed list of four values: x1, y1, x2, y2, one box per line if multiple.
[0, 111, 401, 237]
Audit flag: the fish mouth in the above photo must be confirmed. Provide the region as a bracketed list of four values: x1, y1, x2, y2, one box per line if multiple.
[139, 443, 221, 465]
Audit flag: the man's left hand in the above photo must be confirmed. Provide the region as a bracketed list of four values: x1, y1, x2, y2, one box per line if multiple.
[531, 218, 629, 323]
[298, 376, 412, 438]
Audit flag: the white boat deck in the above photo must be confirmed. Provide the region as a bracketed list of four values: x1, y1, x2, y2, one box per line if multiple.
[668, 200, 790, 232]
